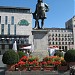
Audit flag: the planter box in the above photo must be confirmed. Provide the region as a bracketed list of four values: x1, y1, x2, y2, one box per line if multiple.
[7, 65, 15, 71]
[30, 66, 41, 71]
[5, 71, 59, 75]
[57, 66, 68, 71]
[19, 67, 28, 71]
[43, 66, 54, 71]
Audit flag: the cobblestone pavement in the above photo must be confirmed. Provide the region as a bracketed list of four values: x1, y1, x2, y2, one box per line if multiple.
[5, 70, 70, 75]
[0, 55, 6, 75]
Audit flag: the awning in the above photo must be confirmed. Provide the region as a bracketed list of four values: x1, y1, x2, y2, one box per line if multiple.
[20, 46, 31, 50]
[12, 38, 14, 39]
[1, 38, 4, 39]
[6, 38, 9, 39]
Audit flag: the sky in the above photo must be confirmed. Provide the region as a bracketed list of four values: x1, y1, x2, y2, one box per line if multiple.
[0, 0, 74, 28]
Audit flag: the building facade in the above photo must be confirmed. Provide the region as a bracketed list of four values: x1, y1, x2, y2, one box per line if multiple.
[0, 6, 75, 55]
[47, 16, 75, 51]
[0, 6, 33, 54]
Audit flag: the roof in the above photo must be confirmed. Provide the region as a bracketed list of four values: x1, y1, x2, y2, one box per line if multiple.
[0, 6, 30, 10]
[32, 27, 72, 31]
[44, 28, 71, 30]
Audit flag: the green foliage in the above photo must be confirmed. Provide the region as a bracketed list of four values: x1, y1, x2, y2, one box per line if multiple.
[61, 60, 67, 66]
[54, 51, 63, 57]
[18, 51, 25, 59]
[64, 49, 75, 62]
[28, 57, 36, 62]
[2, 50, 19, 65]
[43, 57, 51, 61]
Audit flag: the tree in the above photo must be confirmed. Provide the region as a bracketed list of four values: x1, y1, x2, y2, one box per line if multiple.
[2, 50, 19, 65]
[64, 49, 75, 62]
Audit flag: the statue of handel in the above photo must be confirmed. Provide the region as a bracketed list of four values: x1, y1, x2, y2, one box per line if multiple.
[33, 0, 49, 29]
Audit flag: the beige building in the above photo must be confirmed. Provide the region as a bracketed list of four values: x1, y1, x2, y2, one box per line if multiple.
[0, 6, 33, 54]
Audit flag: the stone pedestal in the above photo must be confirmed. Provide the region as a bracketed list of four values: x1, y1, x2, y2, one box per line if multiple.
[32, 29, 49, 61]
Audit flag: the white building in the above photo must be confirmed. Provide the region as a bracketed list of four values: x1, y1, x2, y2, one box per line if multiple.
[47, 16, 75, 51]
[0, 6, 33, 54]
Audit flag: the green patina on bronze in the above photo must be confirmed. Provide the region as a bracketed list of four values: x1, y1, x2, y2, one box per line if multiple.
[18, 19, 29, 26]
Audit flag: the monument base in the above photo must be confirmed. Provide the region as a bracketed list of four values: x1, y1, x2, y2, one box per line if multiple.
[31, 50, 49, 61]
[32, 29, 49, 61]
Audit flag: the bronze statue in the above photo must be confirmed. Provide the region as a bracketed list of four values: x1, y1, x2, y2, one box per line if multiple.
[33, 0, 49, 29]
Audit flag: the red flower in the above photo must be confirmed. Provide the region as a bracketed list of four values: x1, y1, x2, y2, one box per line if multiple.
[53, 61, 61, 66]
[20, 56, 28, 62]
[41, 61, 47, 66]
[15, 63, 19, 67]
[47, 61, 51, 64]
[18, 61, 25, 66]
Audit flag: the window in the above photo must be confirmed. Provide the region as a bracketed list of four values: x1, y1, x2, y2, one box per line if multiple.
[62, 34, 64, 37]
[24, 37, 29, 44]
[62, 46, 64, 50]
[9, 44, 13, 49]
[65, 46, 67, 51]
[55, 30, 57, 32]
[1, 24, 4, 35]
[0, 16, 1, 24]
[52, 38, 54, 41]
[11, 16, 14, 25]
[61, 30, 63, 32]
[52, 34, 54, 37]
[65, 38, 67, 41]
[55, 34, 57, 37]
[65, 34, 67, 37]
[59, 42, 61, 45]
[68, 42, 70, 45]
[59, 38, 61, 41]
[64, 30, 66, 32]
[72, 42, 73, 44]
[68, 38, 70, 41]
[65, 42, 67, 45]
[14, 24, 16, 35]
[58, 34, 60, 37]
[62, 38, 64, 41]
[48, 34, 51, 37]
[62, 42, 64, 45]
[52, 42, 54, 45]
[59, 46, 61, 49]
[5, 16, 8, 24]
[2, 45, 5, 49]
[48, 38, 51, 41]
[49, 42, 51, 45]
[56, 42, 58, 45]
[52, 30, 54, 32]
[55, 38, 57, 41]
[8, 24, 10, 35]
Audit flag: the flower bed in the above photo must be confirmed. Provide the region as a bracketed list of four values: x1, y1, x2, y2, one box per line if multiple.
[6, 56, 67, 71]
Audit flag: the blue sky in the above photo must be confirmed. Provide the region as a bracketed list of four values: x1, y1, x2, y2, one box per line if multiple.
[0, 0, 74, 28]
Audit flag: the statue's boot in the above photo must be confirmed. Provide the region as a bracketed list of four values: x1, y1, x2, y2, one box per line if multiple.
[34, 25, 40, 29]
[34, 26, 38, 29]
[41, 26, 44, 29]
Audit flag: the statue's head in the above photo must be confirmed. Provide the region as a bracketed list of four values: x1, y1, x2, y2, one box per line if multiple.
[38, 0, 43, 3]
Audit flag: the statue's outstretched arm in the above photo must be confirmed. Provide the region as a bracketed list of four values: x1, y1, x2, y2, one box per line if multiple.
[44, 3, 49, 12]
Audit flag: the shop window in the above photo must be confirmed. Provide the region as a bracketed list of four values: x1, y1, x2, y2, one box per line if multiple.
[2, 45, 5, 49]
